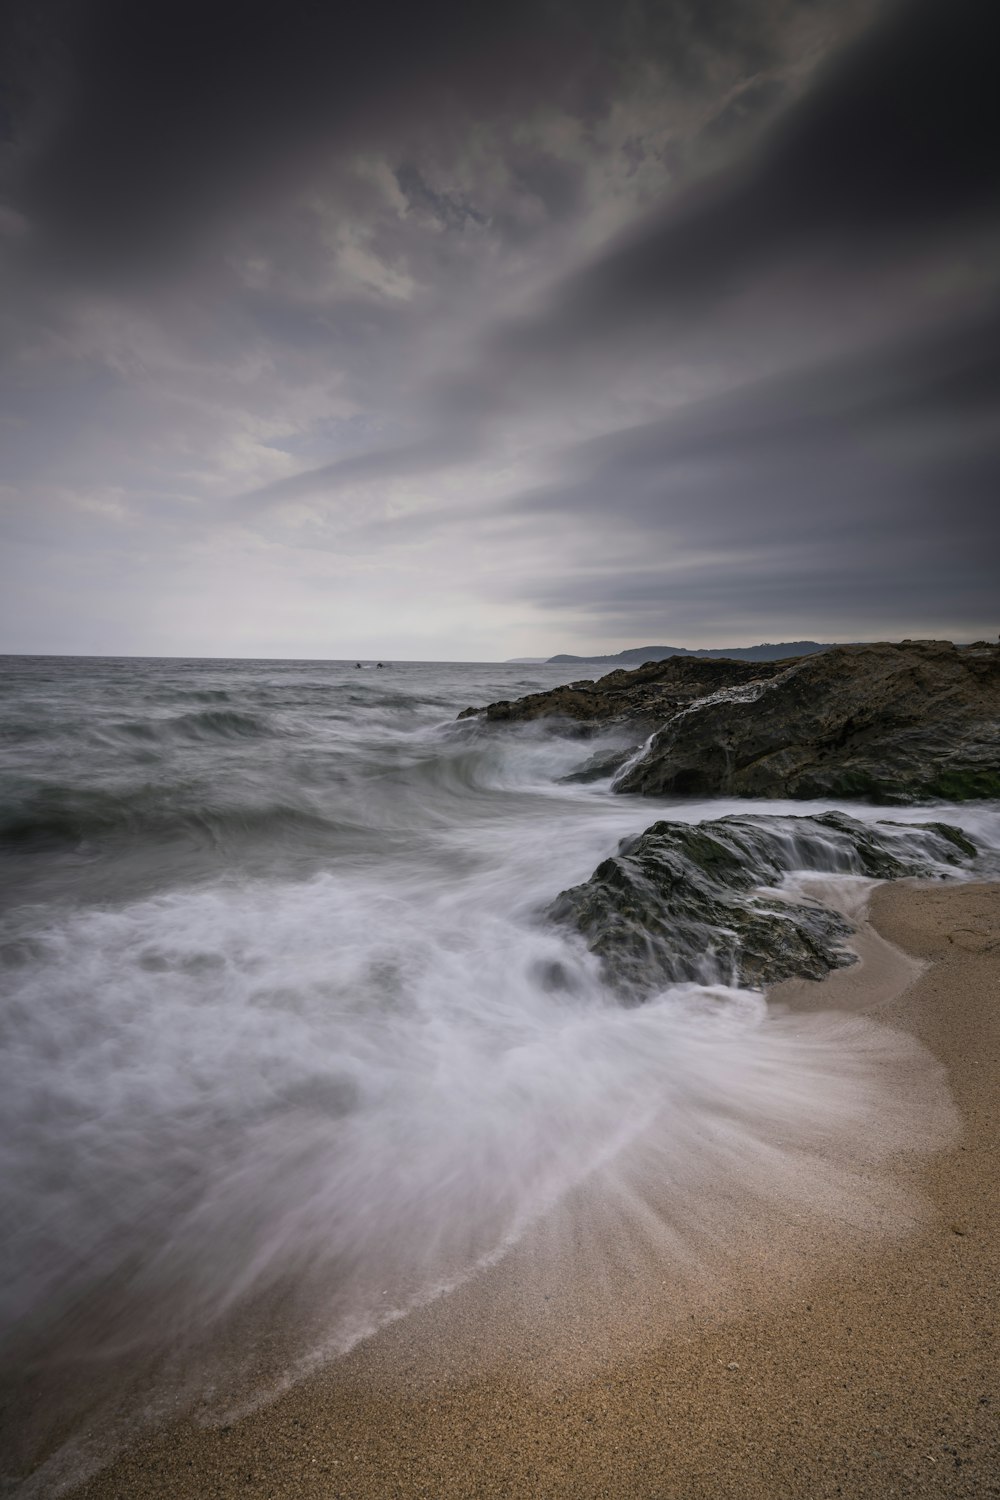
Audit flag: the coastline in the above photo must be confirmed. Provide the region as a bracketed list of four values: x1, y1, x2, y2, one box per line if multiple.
[34, 879, 1000, 1497]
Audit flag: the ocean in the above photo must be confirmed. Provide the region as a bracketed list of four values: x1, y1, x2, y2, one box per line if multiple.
[2, 654, 998, 1491]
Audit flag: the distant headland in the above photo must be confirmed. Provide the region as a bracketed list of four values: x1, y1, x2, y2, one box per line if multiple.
[543, 641, 834, 665]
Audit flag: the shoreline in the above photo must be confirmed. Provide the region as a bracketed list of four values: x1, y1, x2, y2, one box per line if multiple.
[14, 879, 1000, 1498]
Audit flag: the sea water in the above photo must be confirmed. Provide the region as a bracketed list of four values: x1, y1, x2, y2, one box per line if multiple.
[2, 655, 998, 1487]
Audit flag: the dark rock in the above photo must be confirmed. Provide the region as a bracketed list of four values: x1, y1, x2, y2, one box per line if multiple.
[558, 747, 639, 785]
[548, 811, 977, 998]
[457, 655, 796, 733]
[614, 640, 1000, 803]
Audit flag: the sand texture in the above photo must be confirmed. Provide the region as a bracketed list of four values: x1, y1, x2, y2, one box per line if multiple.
[24, 882, 1000, 1497]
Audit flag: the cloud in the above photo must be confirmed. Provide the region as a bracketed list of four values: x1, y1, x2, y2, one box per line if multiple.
[1, 0, 997, 655]
[3, 0, 810, 285]
[488, 303, 1000, 640]
[487, 0, 1000, 361]
[550, 304, 1000, 500]
[235, 436, 480, 511]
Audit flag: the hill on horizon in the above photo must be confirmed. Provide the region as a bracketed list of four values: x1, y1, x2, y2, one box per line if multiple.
[546, 641, 834, 665]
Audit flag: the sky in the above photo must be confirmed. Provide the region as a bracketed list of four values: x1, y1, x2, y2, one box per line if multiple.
[1, 0, 997, 660]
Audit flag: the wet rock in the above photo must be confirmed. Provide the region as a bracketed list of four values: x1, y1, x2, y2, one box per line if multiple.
[558, 747, 639, 784]
[457, 656, 796, 733]
[548, 811, 977, 998]
[615, 640, 1000, 803]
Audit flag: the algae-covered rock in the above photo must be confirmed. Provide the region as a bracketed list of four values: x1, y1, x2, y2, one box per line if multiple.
[549, 811, 977, 999]
[614, 640, 1000, 803]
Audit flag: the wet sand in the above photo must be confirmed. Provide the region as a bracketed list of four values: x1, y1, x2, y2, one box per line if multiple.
[36, 882, 1000, 1496]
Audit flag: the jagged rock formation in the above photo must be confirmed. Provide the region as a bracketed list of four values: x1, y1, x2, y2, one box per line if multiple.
[615, 640, 1000, 803]
[548, 811, 977, 998]
[458, 654, 796, 731]
[461, 639, 999, 800]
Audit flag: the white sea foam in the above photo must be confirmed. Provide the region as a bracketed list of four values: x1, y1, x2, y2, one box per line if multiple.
[0, 656, 996, 1492]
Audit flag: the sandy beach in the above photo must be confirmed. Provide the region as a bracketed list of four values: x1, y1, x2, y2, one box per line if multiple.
[16, 879, 999, 1498]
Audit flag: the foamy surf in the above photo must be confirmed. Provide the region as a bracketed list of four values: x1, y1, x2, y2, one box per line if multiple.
[1, 656, 997, 1494]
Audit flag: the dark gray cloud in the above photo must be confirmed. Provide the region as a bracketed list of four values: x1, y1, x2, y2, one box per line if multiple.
[491, 304, 1000, 635]
[522, 0, 999, 337]
[516, 371, 999, 640]
[0, 0, 996, 656]
[1, 0, 800, 285]
[554, 307, 1000, 499]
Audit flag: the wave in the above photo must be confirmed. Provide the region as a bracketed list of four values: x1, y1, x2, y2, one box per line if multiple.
[0, 737, 588, 868]
[165, 688, 233, 704]
[111, 708, 273, 743]
[0, 784, 351, 854]
[2, 707, 271, 757]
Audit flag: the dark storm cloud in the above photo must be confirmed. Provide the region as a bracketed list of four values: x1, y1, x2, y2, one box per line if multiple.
[553, 307, 1000, 496]
[246, 0, 1000, 494]
[2, 0, 997, 654]
[526, 490, 1000, 626]
[486, 0, 1000, 361]
[394, 165, 489, 234]
[0, 0, 791, 285]
[498, 305, 1000, 635]
[4, 0, 515, 277]
[527, 539, 1000, 639]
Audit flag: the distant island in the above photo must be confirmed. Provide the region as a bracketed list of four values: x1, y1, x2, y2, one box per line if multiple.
[546, 641, 834, 665]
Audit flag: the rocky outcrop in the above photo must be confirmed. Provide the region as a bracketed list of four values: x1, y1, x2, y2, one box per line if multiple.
[548, 811, 977, 998]
[558, 746, 639, 784]
[458, 655, 796, 732]
[614, 640, 1000, 803]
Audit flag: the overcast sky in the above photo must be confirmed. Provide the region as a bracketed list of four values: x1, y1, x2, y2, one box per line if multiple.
[1, 0, 997, 659]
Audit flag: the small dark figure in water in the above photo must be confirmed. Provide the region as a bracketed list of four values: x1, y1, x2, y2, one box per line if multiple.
[355, 662, 362, 669]
[376, 662, 385, 669]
